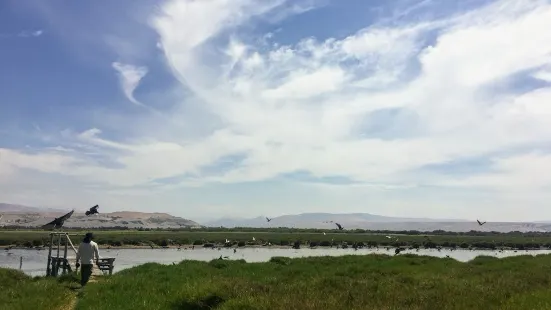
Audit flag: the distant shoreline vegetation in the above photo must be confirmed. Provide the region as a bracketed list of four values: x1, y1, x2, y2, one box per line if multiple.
[1, 228, 551, 250]
[3, 225, 551, 236]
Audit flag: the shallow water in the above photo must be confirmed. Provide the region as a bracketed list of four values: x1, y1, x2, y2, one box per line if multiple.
[2, 247, 550, 277]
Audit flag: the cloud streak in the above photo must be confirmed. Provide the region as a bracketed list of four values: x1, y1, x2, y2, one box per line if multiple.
[0, 29, 43, 38]
[112, 62, 148, 106]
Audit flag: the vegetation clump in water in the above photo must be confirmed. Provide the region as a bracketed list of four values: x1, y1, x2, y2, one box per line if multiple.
[2, 229, 550, 251]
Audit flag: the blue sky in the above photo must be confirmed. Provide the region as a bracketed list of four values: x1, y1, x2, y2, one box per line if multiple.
[1, 0, 551, 222]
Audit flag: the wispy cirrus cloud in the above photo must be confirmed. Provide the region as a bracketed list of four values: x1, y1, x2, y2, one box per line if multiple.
[0, 29, 43, 38]
[112, 62, 148, 106]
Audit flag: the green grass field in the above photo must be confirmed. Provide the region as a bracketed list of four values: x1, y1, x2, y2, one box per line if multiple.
[2, 229, 551, 250]
[3, 254, 551, 309]
[0, 268, 75, 310]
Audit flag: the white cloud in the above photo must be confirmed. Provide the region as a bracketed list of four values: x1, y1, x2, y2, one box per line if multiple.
[0, 148, 80, 180]
[533, 66, 551, 82]
[29, 30, 43, 37]
[112, 62, 148, 106]
[440, 152, 551, 192]
[3, 0, 551, 220]
[0, 29, 44, 38]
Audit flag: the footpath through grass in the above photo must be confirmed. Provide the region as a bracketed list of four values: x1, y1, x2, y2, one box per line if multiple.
[4, 254, 551, 309]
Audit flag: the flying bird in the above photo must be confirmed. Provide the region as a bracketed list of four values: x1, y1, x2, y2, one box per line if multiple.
[41, 209, 75, 230]
[266, 217, 272, 222]
[335, 223, 344, 230]
[477, 219, 487, 226]
[85, 205, 99, 216]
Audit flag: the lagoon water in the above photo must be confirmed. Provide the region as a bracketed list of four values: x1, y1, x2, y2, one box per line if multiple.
[2, 247, 551, 277]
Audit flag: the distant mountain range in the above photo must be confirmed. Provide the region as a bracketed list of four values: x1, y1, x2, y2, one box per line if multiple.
[205, 212, 469, 228]
[0, 203, 68, 214]
[204, 213, 551, 233]
[0, 203, 201, 229]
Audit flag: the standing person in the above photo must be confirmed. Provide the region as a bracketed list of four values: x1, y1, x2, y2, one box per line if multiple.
[75, 232, 100, 287]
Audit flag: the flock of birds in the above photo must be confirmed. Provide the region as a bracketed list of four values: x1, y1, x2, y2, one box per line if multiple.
[0, 205, 521, 268]
[2, 210, 501, 261]
[268, 217, 488, 230]
[40, 205, 99, 229]
[28, 205, 490, 232]
[268, 217, 344, 231]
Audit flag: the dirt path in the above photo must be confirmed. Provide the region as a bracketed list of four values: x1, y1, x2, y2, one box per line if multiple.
[58, 294, 77, 310]
[58, 266, 104, 310]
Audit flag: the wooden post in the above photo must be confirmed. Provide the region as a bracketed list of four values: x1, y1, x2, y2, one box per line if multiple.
[108, 259, 114, 275]
[19, 256, 23, 270]
[62, 234, 68, 275]
[56, 233, 61, 276]
[46, 233, 54, 276]
[56, 233, 61, 258]
[67, 235, 78, 254]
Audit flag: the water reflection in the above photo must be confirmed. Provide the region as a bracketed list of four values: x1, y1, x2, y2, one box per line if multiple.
[2, 247, 550, 277]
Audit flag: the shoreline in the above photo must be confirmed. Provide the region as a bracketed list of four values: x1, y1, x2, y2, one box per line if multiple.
[0, 244, 538, 251]
[1, 244, 295, 250]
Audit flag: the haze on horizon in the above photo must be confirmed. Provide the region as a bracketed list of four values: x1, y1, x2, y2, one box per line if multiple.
[1, 0, 551, 222]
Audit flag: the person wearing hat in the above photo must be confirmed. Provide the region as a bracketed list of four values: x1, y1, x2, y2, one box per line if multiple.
[75, 232, 100, 286]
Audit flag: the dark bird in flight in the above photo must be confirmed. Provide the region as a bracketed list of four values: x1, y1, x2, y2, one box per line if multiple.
[85, 205, 99, 216]
[477, 219, 486, 226]
[266, 217, 272, 222]
[335, 223, 344, 230]
[41, 209, 75, 230]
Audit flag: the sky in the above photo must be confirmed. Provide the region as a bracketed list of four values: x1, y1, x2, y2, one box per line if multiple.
[1, 0, 551, 222]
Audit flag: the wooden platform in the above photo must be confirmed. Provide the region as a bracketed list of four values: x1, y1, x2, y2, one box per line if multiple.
[50, 257, 116, 276]
[45, 232, 116, 278]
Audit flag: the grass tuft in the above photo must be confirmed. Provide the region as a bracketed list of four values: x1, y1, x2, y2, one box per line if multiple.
[269, 256, 292, 265]
[0, 269, 74, 310]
